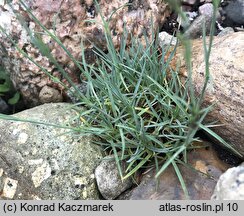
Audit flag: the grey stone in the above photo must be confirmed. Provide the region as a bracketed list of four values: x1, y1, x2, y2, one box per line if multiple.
[211, 163, 244, 200]
[158, 31, 177, 46]
[199, 3, 214, 16]
[182, 0, 197, 5]
[224, 0, 244, 25]
[235, 27, 244, 32]
[116, 189, 135, 200]
[95, 156, 133, 200]
[66, 82, 87, 103]
[186, 11, 198, 21]
[217, 27, 234, 37]
[177, 11, 198, 29]
[0, 103, 103, 199]
[39, 86, 63, 104]
[200, 0, 212, 3]
[184, 3, 220, 39]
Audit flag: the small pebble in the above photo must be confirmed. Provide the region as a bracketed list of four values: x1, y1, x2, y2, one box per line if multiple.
[39, 86, 63, 104]
[182, 0, 197, 5]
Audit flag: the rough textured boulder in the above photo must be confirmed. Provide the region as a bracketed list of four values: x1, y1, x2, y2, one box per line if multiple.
[0, 103, 103, 199]
[0, 0, 170, 107]
[130, 142, 230, 200]
[211, 163, 244, 200]
[170, 32, 244, 157]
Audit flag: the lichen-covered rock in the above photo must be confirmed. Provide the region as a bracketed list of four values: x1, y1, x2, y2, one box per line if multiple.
[0, 103, 103, 199]
[95, 156, 133, 200]
[211, 163, 244, 200]
[0, 0, 170, 107]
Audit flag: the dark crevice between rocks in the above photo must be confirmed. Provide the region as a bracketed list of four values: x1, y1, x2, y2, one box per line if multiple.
[0, 96, 26, 115]
[196, 130, 244, 166]
[0, 83, 27, 115]
[212, 145, 243, 166]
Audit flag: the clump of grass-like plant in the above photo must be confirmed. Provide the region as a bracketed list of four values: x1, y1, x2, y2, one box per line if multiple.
[0, 0, 241, 199]
[77, 31, 198, 182]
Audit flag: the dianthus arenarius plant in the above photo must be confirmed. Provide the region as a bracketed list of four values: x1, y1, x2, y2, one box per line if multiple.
[0, 0, 241, 198]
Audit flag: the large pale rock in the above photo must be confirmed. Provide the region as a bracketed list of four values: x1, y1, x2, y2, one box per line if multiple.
[211, 163, 244, 200]
[0, 103, 103, 199]
[130, 142, 230, 200]
[171, 32, 244, 157]
[0, 0, 170, 107]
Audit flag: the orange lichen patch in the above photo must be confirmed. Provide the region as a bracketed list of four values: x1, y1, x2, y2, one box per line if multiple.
[194, 160, 208, 174]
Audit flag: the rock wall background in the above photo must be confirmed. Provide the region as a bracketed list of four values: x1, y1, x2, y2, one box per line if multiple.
[0, 0, 170, 107]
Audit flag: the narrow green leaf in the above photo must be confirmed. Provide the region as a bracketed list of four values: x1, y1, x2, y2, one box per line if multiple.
[8, 92, 20, 105]
[171, 160, 189, 199]
[200, 124, 243, 157]
[0, 82, 11, 93]
[123, 151, 152, 180]
[155, 145, 186, 178]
